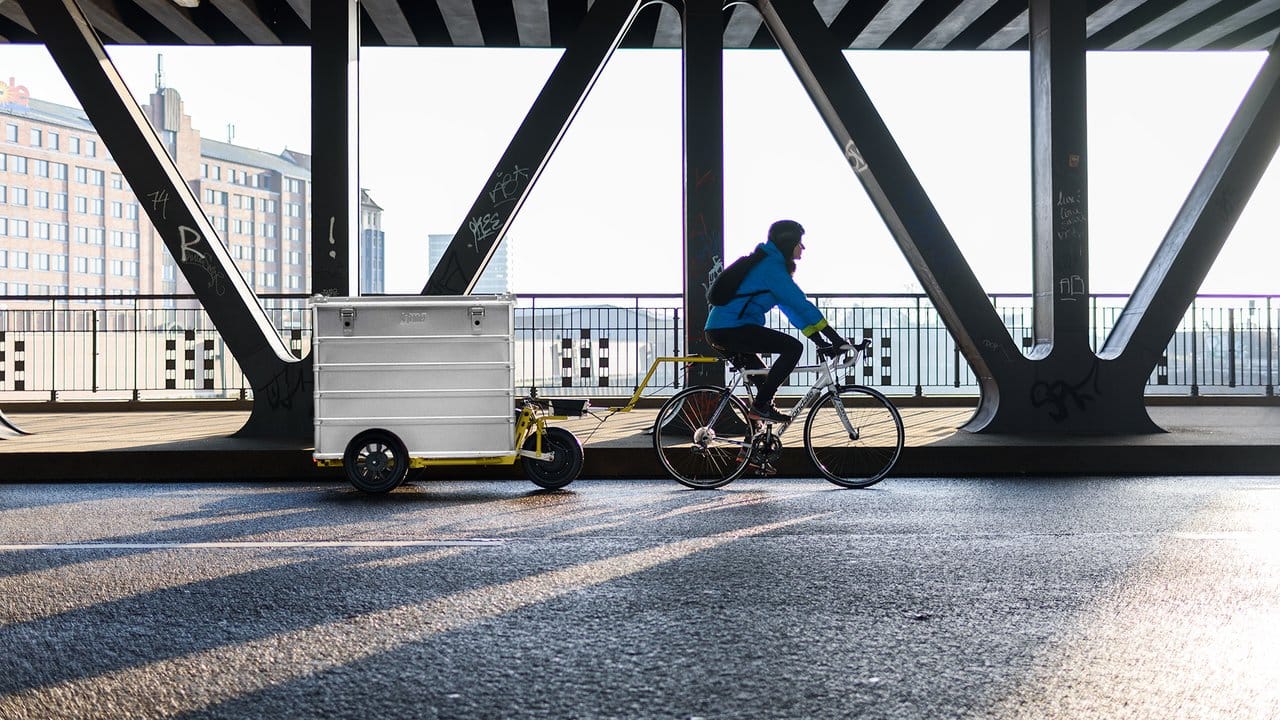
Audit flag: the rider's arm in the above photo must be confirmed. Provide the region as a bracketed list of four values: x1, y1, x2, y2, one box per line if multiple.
[769, 270, 842, 346]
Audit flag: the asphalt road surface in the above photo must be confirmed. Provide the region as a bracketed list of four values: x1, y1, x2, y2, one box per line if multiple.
[1, 476, 1277, 719]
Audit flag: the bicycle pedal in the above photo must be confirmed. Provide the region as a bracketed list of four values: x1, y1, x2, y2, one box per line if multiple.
[749, 463, 778, 477]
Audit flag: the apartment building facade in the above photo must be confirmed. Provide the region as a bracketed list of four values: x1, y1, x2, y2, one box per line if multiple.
[0, 77, 382, 304]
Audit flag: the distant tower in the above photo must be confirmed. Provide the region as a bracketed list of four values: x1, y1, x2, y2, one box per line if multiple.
[428, 234, 510, 294]
[154, 54, 164, 91]
[360, 190, 386, 294]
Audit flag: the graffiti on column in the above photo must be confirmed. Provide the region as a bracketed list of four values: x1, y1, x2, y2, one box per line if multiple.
[1029, 360, 1101, 422]
[844, 140, 868, 173]
[176, 224, 227, 296]
[146, 189, 170, 220]
[488, 164, 529, 205]
[257, 360, 312, 411]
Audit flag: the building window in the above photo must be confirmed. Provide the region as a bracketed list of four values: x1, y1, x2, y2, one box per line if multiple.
[75, 196, 88, 213]
[35, 252, 49, 270]
[30, 128, 41, 146]
[127, 203, 138, 220]
[0, 186, 6, 203]
[92, 199, 103, 216]
[13, 251, 27, 269]
[111, 201, 123, 218]
[0, 154, 6, 171]
[0, 218, 7, 236]
[33, 159, 48, 177]
[75, 166, 87, 183]
[86, 140, 96, 157]
[12, 220, 27, 238]
[5, 124, 17, 143]
[111, 173, 122, 190]
[34, 223, 49, 240]
[34, 190, 48, 208]
[11, 187, 26, 206]
[48, 132, 59, 151]
[52, 224, 67, 242]
[11, 156, 25, 174]
[52, 162, 67, 180]
[69, 136, 80, 154]
[53, 193, 67, 211]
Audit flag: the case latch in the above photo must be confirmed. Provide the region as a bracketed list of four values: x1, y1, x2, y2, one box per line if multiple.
[339, 307, 356, 336]
[469, 306, 485, 334]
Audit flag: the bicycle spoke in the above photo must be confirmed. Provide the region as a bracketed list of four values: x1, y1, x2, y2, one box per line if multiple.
[654, 387, 753, 489]
[804, 386, 903, 488]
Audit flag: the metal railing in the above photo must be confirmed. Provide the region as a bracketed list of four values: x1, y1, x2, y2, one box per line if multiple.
[0, 292, 1275, 401]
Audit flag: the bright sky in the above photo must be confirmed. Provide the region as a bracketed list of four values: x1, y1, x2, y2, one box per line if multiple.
[2, 43, 1275, 296]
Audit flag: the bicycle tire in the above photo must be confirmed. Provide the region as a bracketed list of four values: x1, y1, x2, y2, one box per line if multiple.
[803, 385, 903, 488]
[653, 386, 754, 489]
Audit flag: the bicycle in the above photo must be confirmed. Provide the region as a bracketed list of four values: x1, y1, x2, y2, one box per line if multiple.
[652, 339, 904, 489]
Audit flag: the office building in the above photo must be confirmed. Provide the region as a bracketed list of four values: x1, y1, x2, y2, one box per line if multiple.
[428, 232, 510, 294]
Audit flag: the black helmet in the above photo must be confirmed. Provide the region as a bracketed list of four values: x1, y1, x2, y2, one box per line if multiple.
[768, 219, 805, 256]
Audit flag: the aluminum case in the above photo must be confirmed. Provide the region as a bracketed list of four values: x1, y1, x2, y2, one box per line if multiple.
[312, 295, 515, 460]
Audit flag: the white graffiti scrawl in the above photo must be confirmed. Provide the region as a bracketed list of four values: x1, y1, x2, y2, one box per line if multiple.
[469, 212, 502, 244]
[178, 225, 227, 295]
[488, 165, 529, 205]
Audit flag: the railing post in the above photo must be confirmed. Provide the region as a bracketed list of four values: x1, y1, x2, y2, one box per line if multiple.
[529, 296, 539, 398]
[673, 307, 681, 390]
[914, 296, 923, 397]
[1228, 307, 1237, 388]
[49, 299, 57, 402]
[91, 308, 99, 393]
[634, 296, 641, 394]
[1268, 295, 1275, 396]
[1190, 299, 1200, 397]
[132, 300, 140, 401]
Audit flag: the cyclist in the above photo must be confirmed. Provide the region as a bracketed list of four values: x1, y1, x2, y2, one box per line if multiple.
[705, 219, 849, 423]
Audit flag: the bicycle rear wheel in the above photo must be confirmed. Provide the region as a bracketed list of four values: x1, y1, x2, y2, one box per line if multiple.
[803, 385, 903, 488]
[653, 386, 754, 489]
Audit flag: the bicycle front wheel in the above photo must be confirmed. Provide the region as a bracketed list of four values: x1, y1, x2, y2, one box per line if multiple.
[653, 386, 754, 489]
[803, 385, 903, 488]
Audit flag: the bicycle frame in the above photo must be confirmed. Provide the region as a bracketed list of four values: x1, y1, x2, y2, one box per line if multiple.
[724, 343, 867, 438]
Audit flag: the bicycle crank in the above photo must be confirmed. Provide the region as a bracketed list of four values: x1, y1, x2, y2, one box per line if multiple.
[748, 432, 783, 475]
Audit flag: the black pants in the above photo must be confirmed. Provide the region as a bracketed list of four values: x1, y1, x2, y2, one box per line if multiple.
[705, 325, 803, 407]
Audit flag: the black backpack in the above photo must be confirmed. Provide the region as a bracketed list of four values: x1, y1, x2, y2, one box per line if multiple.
[706, 248, 767, 306]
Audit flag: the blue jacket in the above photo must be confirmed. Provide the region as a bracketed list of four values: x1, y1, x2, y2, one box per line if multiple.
[705, 241, 830, 338]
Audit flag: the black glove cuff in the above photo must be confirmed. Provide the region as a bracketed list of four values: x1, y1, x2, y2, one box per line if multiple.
[820, 326, 845, 347]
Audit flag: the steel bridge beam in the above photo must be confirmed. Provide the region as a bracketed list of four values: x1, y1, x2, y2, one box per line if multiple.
[756, 0, 1013, 425]
[421, 0, 646, 295]
[682, 0, 727, 387]
[311, 0, 358, 298]
[22, 0, 311, 438]
[1104, 35, 1280, 375]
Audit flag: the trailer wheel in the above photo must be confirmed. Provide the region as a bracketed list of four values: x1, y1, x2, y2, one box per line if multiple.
[344, 430, 409, 493]
[522, 427, 583, 490]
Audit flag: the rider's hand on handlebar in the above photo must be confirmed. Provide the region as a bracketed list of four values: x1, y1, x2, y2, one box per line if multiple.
[816, 344, 848, 359]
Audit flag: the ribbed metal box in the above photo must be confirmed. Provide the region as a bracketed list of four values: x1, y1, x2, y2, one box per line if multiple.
[312, 295, 515, 460]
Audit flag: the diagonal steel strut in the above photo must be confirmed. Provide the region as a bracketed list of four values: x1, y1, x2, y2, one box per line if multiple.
[421, 0, 649, 295]
[22, 0, 311, 437]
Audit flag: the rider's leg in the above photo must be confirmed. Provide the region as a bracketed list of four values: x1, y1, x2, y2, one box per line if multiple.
[706, 326, 802, 410]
